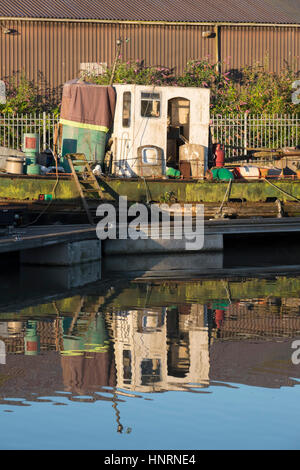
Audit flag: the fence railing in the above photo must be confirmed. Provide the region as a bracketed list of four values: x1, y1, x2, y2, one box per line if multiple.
[210, 114, 300, 158]
[0, 112, 299, 158]
[0, 113, 60, 151]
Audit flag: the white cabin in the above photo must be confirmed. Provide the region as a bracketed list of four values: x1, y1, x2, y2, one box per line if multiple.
[111, 84, 210, 179]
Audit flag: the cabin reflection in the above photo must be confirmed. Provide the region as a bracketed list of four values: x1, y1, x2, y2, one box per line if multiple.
[111, 304, 209, 392]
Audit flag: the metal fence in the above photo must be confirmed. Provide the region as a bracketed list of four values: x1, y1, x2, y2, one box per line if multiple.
[0, 113, 60, 151]
[0, 112, 299, 158]
[210, 114, 300, 158]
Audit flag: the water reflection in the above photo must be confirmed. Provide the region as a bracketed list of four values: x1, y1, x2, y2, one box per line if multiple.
[0, 277, 300, 409]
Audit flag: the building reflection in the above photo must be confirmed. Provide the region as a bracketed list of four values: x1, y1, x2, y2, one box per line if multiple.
[0, 282, 300, 400]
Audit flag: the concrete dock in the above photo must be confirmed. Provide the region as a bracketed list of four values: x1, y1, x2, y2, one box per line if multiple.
[0, 224, 100, 266]
[0, 217, 300, 266]
[103, 217, 300, 254]
[0, 224, 96, 254]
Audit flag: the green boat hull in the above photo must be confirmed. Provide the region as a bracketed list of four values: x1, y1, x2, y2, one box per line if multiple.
[1, 174, 300, 205]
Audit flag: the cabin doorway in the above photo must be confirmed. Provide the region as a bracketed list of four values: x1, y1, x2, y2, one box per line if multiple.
[166, 98, 190, 175]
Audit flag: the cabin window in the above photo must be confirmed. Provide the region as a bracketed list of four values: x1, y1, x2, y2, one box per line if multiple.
[141, 92, 161, 118]
[123, 349, 132, 384]
[142, 147, 158, 165]
[122, 91, 131, 127]
[141, 359, 161, 385]
[142, 314, 159, 331]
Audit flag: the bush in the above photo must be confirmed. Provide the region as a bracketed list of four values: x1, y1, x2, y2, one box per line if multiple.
[176, 58, 236, 113]
[81, 59, 176, 86]
[83, 56, 300, 115]
[1, 59, 299, 115]
[0, 72, 60, 115]
[237, 62, 299, 114]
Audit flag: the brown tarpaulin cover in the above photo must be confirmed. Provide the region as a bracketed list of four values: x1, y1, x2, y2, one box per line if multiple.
[61, 350, 116, 395]
[60, 79, 116, 131]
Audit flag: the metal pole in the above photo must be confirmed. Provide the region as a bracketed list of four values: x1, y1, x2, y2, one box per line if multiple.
[43, 111, 47, 150]
[110, 39, 122, 85]
[214, 24, 220, 73]
[244, 112, 248, 156]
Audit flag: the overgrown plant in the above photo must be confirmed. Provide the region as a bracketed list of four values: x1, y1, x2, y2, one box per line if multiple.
[0, 57, 299, 115]
[81, 59, 176, 86]
[0, 72, 60, 114]
[83, 56, 300, 115]
[238, 60, 300, 114]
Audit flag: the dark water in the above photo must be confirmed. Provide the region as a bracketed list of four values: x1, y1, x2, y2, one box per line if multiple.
[0, 251, 300, 450]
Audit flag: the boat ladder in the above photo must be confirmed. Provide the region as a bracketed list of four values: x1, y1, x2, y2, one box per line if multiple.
[66, 153, 104, 225]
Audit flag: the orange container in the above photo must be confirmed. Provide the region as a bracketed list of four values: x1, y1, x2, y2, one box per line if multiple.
[259, 168, 269, 178]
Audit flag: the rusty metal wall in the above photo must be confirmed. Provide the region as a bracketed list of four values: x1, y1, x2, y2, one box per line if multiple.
[0, 20, 299, 92]
[221, 25, 300, 74]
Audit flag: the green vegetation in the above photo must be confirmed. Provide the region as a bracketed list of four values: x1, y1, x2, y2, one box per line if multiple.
[0, 58, 299, 116]
[82, 56, 300, 115]
[0, 72, 60, 115]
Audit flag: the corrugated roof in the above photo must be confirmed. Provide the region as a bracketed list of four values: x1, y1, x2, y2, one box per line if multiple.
[0, 0, 299, 24]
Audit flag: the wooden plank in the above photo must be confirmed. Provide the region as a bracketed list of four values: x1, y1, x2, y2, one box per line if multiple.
[66, 153, 107, 225]
[66, 154, 95, 225]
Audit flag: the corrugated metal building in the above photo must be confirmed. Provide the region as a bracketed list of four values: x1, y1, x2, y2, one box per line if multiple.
[0, 0, 299, 91]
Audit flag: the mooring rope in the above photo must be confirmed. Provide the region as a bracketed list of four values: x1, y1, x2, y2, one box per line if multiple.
[214, 178, 233, 217]
[263, 177, 300, 203]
